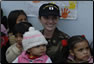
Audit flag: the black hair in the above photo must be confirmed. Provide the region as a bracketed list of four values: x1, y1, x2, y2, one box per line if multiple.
[1, 8, 8, 29]
[65, 35, 92, 63]
[8, 10, 27, 33]
[13, 22, 32, 37]
[67, 35, 89, 51]
[1, 8, 3, 18]
[63, 35, 92, 63]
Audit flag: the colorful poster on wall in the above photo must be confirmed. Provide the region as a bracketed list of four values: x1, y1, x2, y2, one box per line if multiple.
[26, 1, 77, 19]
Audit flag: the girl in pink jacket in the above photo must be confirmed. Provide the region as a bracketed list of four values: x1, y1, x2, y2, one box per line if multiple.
[13, 27, 52, 63]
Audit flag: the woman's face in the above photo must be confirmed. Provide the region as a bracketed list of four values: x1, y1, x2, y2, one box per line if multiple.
[40, 16, 59, 31]
[16, 14, 27, 24]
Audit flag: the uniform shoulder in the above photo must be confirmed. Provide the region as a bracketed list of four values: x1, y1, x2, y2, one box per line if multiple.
[57, 29, 70, 39]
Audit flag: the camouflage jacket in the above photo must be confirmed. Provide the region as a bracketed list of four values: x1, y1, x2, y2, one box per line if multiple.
[41, 28, 70, 63]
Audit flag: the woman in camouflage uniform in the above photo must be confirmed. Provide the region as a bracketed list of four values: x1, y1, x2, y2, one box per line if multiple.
[38, 3, 70, 63]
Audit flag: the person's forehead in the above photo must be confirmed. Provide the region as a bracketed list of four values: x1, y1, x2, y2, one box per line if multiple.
[15, 33, 23, 36]
[42, 16, 58, 17]
[74, 41, 89, 49]
[18, 14, 26, 18]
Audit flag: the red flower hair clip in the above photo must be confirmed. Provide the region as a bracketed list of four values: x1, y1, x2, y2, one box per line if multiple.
[1, 36, 8, 48]
[82, 35, 85, 37]
[62, 39, 68, 47]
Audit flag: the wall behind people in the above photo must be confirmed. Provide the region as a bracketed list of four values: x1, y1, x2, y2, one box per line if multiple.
[1, 1, 93, 44]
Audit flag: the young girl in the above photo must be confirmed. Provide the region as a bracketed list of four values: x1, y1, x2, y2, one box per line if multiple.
[6, 22, 32, 63]
[8, 10, 28, 45]
[1, 9, 9, 63]
[1, 8, 8, 29]
[67, 35, 93, 63]
[13, 27, 52, 63]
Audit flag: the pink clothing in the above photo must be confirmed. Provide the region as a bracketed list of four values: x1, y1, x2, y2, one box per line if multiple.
[88, 56, 93, 63]
[18, 51, 49, 63]
[1, 24, 8, 36]
[68, 55, 93, 63]
[23, 34, 41, 39]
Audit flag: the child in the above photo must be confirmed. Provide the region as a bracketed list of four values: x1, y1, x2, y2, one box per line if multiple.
[8, 10, 28, 45]
[1, 24, 10, 63]
[1, 8, 8, 29]
[13, 27, 52, 63]
[67, 35, 93, 63]
[1, 9, 10, 63]
[1, 24, 8, 36]
[6, 22, 32, 63]
[1, 8, 8, 36]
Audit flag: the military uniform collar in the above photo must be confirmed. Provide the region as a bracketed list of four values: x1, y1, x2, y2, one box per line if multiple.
[40, 28, 62, 45]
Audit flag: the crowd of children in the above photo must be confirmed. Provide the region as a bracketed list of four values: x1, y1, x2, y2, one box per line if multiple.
[1, 3, 93, 63]
[8, 10, 28, 45]
[6, 22, 32, 63]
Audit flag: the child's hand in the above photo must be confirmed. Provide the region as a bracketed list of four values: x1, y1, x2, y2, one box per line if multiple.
[61, 8, 70, 19]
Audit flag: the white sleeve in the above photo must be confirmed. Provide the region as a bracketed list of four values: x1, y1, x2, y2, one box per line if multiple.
[12, 58, 18, 63]
[46, 57, 52, 63]
[6, 44, 21, 63]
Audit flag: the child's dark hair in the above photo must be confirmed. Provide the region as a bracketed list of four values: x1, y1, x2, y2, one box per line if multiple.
[13, 22, 32, 37]
[1, 8, 3, 18]
[67, 35, 89, 51]
[1, 8, 8, 29]
[62, 35, 92, 63]
[8, 10, 27, 33]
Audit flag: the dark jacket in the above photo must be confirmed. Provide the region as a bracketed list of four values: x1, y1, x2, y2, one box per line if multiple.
[41, 28, 70, 63]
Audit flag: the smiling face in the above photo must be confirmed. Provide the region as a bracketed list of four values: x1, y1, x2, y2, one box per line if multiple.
[70, 41, 91, 62]
[39, 16, 59, 31]
[28, 44, 47, 56]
